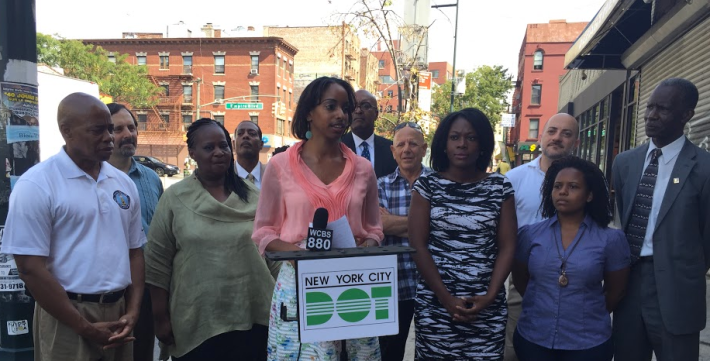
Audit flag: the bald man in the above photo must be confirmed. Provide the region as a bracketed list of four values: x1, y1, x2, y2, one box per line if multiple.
[504, 113, 580, 361]
[342, 89, 397, 178]
[1, 93, 146, 361]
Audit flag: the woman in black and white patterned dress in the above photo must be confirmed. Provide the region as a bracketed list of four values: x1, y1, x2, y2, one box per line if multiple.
[408, 108, 517, 360]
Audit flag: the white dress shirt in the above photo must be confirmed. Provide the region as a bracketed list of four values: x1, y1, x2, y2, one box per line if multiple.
[352, 133, 376, 171]
[236, 161, 263, 190]
[505, 156, 545, 228]
[640, 135, 686, 256]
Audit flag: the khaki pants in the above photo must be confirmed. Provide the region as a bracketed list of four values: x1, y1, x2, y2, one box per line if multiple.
[33, 298, 132, 361]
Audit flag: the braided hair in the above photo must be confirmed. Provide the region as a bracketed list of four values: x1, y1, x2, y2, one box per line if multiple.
[539, 156, 612, 227]
[187, 118, 249, 202]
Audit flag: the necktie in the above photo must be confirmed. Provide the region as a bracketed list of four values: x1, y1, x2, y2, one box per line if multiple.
[246, 173, 256, 184]
[361, 142, 371, 161]
[625, 148, 662, 263]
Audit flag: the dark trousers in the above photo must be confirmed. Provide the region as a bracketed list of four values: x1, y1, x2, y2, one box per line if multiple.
[513, 329, 612, 361]
[378, 299, 415, 361]
[173, 325, 268, 361]
[612, 259, 700, 361]
[132, 289, 154, 361]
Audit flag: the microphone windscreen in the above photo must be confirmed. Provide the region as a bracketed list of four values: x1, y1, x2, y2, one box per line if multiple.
[313, 208, 329, 229]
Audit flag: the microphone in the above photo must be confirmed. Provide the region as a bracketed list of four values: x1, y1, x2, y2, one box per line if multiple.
[307, 208, 333, 251]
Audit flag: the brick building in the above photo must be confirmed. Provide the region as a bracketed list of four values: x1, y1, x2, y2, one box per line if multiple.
[509, 19, 588, 165]
[360, 49, 380, 95]
[85, 29, 298, 165]
[427, 61, 453, 86]
[263, 25, 362, 100]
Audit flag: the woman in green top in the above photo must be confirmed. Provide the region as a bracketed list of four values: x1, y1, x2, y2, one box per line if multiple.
[145, 119, 275, 360]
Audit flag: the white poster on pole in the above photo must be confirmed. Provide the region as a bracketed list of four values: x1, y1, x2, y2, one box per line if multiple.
[297, 255, 398, 343]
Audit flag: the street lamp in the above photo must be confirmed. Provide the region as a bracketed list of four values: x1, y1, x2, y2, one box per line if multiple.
[431, 0, 460, 113]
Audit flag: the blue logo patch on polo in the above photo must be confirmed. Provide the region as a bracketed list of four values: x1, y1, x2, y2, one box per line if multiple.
[113, 190, 131, 210]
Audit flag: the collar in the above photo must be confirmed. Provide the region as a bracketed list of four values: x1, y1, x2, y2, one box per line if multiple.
[549, 213, 594, 229]
[236, 160, 262, 181]
[128, 158, 142, 176]
[352, 132, 375, 149]
[647, 135, 686, 165]
[57, 147, 112, 180]
[388, 165, 433, 184]
[527, 156, 543, 170]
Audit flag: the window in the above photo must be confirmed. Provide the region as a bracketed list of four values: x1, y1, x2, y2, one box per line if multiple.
[251, 85, 259, 102]
[182, 114, 192, 123]
[183, 56, 192, 74]
[531, 84, 542, 105]
[137, 56, 146, 65]
[183, 85, 192, 103]
[379, 75, 395, 84]
[251, 55, 259, 73]
[385, 105, 393, 112]
[387, 90, 393, 97]
[432, 70, 440, 79]
[161, 85, 169, 97]
[283, 89, 287, 109]
[276, 57, 280, 73]
[289, 92, 292, 108]
[528, 118, 540, 139]
[137, 114, 147, 123]
[250, 115, 258, 124]
[214, 115, 224, 125]
[277, 118, 285, 135]
[108, 54, 116, 63]
[214, 85, 225, 101]
[214, 55, 225, 74]
[533, 50, 544, 70]
[378, 60, 385, 69]
[160, 55, 169, 70]
[161, 113, 170, 123]
[290, 63, 294, 80]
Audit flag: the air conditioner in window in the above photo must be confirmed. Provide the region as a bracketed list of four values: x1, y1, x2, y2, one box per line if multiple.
[250, 69, 258, 75]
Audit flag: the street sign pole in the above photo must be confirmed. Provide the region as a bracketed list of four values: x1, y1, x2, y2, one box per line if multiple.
[0, 1, 37, 360]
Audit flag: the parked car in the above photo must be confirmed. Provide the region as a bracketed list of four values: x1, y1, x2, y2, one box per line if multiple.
[133, 155, 180, 177]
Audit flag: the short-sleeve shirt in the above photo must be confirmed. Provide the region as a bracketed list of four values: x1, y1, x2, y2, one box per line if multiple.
[128, 159, 163, 236]
[1, 148, 146, 293]
[515, 215, 630, 350]
[505, 156, 545, 227]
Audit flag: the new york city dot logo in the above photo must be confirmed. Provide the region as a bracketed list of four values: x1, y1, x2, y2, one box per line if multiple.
[305, 286, 392, 326]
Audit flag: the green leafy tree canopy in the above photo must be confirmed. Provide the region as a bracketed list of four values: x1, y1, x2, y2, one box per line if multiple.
[431, 65, 514, 126]
[37, 33, 162, 107]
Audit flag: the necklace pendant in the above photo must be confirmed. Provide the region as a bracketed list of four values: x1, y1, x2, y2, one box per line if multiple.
[558, 273, 569, 287]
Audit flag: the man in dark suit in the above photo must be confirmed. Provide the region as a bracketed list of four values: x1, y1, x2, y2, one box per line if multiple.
[612, 78, 710, 361]
[342, 89, 397, 178]
[234, 121, 266, 189]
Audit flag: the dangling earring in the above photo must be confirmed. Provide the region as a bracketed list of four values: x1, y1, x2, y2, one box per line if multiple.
[305, 121, 312, 140]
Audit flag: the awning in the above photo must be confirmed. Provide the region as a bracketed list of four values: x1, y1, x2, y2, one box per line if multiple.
[565, 0, 652, 69]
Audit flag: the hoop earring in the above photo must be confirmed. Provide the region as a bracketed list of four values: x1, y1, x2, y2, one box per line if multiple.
[305, 121, 312, 140]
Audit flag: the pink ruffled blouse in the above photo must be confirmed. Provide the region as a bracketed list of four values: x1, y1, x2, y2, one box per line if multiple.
[252, 141, 384, 254]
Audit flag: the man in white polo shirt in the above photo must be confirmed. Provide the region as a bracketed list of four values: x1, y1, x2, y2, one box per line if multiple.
[503, 113, 579, 360]
[1, 93, 145, 361]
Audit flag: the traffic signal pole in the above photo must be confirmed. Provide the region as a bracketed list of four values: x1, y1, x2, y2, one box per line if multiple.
[0, 1, 37, 360]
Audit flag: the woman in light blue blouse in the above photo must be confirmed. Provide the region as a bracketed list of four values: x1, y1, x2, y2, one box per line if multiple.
[512, 156, 630, 361]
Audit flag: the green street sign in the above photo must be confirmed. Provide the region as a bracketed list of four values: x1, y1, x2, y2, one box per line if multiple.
[225, 102, 263, 110]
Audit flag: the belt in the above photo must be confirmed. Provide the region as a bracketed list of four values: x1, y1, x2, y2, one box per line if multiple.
[67, 289, 126, 304]
[638, 256, 654, 263]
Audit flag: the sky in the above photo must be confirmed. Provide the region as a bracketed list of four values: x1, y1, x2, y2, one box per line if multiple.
[35, 0, 606, 78]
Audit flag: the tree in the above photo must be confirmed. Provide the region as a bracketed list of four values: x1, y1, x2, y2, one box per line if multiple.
[431, 65, 514, 127]
[36, 33, 162, 107]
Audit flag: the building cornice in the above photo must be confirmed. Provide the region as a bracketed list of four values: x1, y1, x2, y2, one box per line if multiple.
[83, 37, 299, 55]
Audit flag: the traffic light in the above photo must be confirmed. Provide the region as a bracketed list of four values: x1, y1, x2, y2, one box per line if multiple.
[272, 102, 278, 116]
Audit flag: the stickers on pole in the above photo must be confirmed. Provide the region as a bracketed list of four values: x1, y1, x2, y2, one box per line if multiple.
[6, 320, 29, 335]
[0, 227, 25, 292]
[0, 82, 40, 191]
[297, 255, 398, 343]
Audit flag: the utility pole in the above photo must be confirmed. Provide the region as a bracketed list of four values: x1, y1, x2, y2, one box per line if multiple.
[0, 1, 37, 360]
[431, 0, 459, 113]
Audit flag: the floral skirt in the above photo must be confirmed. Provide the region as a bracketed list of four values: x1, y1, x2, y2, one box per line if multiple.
[267, 262, 381, 361]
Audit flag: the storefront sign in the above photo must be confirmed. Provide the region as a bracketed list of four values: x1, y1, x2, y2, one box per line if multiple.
[519, 144, 540, 152]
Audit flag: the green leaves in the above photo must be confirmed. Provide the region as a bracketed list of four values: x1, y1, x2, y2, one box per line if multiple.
[431, 65, 513, 126]
[36, 33, 162, 107]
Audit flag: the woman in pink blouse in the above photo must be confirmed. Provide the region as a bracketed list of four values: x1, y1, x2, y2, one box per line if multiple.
[253, 77, 383, 360]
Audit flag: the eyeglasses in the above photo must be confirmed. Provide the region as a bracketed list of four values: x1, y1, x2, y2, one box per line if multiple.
[394, 122, 423, 133]
[354, 103, 375, 111]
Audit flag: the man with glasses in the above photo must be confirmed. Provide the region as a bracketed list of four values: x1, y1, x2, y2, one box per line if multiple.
[343, 89, 397, 178]
[377, 121, 430, 360]
[234, 121, 265, 189]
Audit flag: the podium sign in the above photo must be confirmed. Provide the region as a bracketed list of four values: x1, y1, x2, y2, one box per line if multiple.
[297, 255, 398, 343]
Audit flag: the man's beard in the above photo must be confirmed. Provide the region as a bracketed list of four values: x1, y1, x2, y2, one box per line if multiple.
[118, 138, 137, 157]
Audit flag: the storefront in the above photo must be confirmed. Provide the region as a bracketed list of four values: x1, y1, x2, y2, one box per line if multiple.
[516, 142, 541, 165]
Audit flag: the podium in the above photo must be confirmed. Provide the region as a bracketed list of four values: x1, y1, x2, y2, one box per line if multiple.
[266, 246, 414, 343]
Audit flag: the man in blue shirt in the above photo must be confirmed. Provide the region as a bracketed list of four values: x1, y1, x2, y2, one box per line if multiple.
[107, 103, 163, 361]
[377, 122, 431, 361]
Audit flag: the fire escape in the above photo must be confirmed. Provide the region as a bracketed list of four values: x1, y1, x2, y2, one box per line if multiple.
[137, 70, 194, 165]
